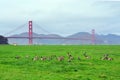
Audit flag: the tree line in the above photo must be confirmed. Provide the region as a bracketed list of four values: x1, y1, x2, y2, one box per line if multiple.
[0, 35, 8, 44]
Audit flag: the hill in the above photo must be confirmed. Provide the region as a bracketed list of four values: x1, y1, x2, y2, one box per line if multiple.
[8, 32, 120, 45]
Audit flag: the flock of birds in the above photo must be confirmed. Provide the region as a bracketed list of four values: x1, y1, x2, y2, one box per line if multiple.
[15, 52, 113, 62]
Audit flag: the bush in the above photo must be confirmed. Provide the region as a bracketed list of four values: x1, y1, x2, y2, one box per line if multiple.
[0, 35, 8, 44]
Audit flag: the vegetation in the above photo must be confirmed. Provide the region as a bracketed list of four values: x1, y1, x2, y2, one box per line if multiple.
[0, 45, 120, 80]
[0, 35, 8, 44]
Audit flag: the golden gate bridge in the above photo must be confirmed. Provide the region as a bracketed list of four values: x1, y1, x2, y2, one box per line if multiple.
[5, 21, 96, 45]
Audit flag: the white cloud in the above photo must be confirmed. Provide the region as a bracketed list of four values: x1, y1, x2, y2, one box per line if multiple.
[0, 0, 120, 36]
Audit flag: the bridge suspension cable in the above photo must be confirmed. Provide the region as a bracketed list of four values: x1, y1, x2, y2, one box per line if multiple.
[33, 22, 52, 34]
[4, 23, 27, 36]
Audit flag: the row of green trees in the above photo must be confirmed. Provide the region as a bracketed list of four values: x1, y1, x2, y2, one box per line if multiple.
[0, 35, 8, 44]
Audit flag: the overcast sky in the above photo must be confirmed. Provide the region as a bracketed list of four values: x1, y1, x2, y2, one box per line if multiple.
[0, 0, 120, 36]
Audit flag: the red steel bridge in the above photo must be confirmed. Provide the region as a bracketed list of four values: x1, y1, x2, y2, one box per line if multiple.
[5, 21, 96, 45]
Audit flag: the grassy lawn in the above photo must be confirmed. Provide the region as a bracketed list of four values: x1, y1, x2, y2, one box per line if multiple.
[0, 45, 120, 80]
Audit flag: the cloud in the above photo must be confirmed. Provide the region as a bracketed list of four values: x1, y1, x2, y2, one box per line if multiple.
[0, 0, 120, 36]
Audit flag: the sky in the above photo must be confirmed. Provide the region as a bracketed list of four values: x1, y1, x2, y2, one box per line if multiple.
[0, 0, 120, 36]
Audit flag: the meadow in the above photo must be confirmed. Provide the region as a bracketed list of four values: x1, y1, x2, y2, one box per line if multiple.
[0, 45, 120, 80]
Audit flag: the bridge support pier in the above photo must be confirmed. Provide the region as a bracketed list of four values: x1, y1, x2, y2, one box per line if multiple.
[91, 29, 95, 45]
[28, 21, 33, 45]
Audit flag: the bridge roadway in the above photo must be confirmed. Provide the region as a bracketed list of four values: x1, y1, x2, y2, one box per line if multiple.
[6, 37, 91, 40]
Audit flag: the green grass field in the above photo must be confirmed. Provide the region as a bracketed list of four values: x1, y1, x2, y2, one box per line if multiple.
[0, 45, 120, 80]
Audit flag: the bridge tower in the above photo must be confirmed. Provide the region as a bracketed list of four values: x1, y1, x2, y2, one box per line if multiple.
[91, 29, 95, 45]
[28, 21, 33, 45]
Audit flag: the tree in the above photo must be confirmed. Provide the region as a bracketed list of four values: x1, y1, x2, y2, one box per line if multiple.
[0, 35, 8, 44]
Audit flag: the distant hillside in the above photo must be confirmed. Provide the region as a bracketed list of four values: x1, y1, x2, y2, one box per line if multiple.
[8, 32, 120, 45]
[8, 32, 64, 45]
